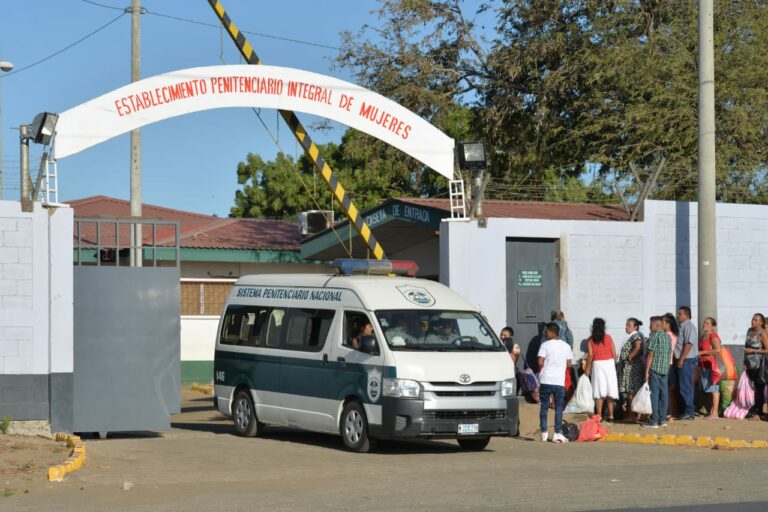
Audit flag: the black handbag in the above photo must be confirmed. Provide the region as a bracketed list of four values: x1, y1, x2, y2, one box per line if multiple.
[562, 421, 580, 442]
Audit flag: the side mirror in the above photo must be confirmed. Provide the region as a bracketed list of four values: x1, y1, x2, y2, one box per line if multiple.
[359, 335, 379, 355]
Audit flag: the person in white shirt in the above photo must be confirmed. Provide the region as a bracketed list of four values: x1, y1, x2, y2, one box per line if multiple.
[537, 322, 573, 443]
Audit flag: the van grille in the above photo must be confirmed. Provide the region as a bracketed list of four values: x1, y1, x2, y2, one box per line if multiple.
[429, 381, 496, 387]
[433, 390, 495, 397]
[423, 409, 506, 421]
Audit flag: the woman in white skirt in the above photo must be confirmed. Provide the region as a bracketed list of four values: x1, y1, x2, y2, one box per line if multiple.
[585, 318, 619, 421]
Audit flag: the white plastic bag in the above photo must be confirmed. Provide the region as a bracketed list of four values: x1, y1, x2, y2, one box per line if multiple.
[631, 382, 653, 415]
[565, 374, 595, 414]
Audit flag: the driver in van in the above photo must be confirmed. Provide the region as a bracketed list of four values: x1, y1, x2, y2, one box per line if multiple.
[426, 319, 457, 344]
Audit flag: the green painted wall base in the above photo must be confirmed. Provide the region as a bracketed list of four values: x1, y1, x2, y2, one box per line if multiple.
[181, 361, 213, 386]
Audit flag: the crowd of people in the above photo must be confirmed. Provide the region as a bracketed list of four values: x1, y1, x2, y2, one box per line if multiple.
[502, 308, 768, 443]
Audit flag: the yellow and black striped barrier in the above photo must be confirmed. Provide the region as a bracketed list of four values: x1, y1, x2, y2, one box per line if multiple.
[208, 0, 385, 260]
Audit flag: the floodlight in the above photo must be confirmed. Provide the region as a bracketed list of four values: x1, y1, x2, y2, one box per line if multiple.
[0, 61, 13, 72]
[457, 141, 487, 171]
[30, 112, 59, 145]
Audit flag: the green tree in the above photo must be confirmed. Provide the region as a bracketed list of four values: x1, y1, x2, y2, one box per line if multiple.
[338, 0, 768, 205]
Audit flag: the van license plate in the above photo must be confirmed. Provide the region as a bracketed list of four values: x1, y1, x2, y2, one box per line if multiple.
[458, 423, 479, 435]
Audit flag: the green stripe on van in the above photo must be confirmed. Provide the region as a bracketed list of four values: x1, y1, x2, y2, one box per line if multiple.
[215, 350, 395, 405]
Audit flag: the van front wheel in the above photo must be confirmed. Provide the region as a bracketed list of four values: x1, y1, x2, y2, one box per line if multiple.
[457, 436, 490, 451]
[340, 401, 376, 453]
[233, 389, 263, 437]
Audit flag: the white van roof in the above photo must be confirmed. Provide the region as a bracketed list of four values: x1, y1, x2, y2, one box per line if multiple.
[234, 274, 479, 312]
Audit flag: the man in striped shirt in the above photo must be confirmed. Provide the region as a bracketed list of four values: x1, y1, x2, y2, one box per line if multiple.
[643, 316, 673, 428]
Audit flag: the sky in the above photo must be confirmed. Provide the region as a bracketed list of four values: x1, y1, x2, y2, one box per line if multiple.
[0, 0, 384, 216]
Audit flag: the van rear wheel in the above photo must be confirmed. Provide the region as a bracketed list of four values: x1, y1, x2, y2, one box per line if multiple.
[233, 389, 263, 437]
[340, 401, 376, 453]
[457, 436, 490, 451]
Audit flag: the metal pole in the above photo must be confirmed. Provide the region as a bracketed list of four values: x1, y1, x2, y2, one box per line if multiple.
[0, 77, 4, 198]
[698, 0, 717, 322]
[0, 60, 12, 198]
[20, 124, 31, 212]
[129, 0, 143, 266]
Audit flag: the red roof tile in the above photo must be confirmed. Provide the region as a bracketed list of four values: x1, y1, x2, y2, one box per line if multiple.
[68, 196, 300, 251]
[397, 197, 629, 221]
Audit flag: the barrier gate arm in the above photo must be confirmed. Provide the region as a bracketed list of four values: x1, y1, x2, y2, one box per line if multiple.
[207, 0, 386, 260]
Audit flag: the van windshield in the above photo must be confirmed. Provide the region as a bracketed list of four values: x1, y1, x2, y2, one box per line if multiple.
[375, 310, 504, 351]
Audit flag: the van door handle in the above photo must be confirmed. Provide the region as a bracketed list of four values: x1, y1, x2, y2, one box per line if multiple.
[336, 356, 346, 366]
[322, 354, 328, 366]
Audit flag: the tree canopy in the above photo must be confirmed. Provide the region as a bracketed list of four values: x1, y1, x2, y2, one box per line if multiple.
[232, 0, 768, 219]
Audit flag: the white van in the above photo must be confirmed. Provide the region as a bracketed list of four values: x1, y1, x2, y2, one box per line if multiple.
[213, 260, 519, 452]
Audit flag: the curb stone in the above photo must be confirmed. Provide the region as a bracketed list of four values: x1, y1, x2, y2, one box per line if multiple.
[599, 432, 768, 450]
[191, 384, 213, 394]
[48, 433, 86, 481]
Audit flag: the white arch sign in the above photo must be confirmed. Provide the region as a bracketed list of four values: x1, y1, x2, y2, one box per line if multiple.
[54, 64, 455, 179]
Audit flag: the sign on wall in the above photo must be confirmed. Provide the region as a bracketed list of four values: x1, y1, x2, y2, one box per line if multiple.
[518, 270, 543, 287]
[53, 65, 455, 179]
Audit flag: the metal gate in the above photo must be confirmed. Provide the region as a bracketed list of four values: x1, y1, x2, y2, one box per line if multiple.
[505, 238, 560, 369]
[72, 218, 180, 433]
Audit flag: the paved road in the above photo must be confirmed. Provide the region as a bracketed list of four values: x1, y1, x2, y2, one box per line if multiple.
[6, 394, 768, 512]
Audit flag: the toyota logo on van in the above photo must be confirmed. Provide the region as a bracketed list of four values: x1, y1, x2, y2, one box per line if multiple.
[459, 374, 471, 384]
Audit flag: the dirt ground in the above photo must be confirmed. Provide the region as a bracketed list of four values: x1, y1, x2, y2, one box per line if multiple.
[0, 435, 67, 498]
[2, 389, 768, 511]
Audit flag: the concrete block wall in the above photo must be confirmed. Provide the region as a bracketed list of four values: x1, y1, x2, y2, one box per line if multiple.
[647, 200, 768, 345]
[0, 200, 73, 423]
[442, 199, 768, 358]
[440, 216, 648, 354]
[0, 211, 36, 375]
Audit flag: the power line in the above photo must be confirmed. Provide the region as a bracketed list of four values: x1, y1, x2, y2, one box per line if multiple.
[80, 0, 123, 11]
[1, 12, 127, 78]
[79, 0, 341, 51]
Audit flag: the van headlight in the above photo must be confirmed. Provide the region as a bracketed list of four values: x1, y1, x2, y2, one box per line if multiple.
[501, 378, 516, 398]
[383, 378, 422, 399]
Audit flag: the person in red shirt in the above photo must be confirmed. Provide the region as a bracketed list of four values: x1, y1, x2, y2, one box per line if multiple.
[698, 317, 722, 419]
[585, 318, 619, 421]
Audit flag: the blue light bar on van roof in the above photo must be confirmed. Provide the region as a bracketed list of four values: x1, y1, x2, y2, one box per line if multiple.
[331, 259, 419, 277]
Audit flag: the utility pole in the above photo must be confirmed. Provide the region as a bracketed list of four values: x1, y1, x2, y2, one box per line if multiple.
[129, 0, 143, 266]
[0, 60, 13, 199]
[19, 124, 30, 211]
[698, 0, 717, 322]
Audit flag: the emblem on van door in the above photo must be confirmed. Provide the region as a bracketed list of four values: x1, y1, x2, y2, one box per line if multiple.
[459, 374, 471, 384]
[396, 285, 436, 307]
[367, 368, 382, 402]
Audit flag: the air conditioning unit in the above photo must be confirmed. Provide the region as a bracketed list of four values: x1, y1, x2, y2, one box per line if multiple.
[298, 210, 334, 236]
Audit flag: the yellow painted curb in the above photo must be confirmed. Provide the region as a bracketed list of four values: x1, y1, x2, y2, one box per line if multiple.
[191, 384, 213, 394]
[659, 435, 677, 446]
[599, 431, 768, 450]
[48, 433, 86, 481]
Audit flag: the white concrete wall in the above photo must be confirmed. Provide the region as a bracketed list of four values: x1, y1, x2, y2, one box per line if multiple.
[441, 199, 768, 354]
[0, 201, 73, 375]
[180, 316, 219, 361]
[647, 200, 768, 345]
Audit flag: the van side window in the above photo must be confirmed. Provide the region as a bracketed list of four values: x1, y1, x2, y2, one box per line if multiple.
[265, 309, 286, 347]
[344, 311, 376, 351]
[219, 305, 268, 347]
[257, 308, 335, 351]
[285, 310, 310, 348]
[307, 310, 335, 349]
